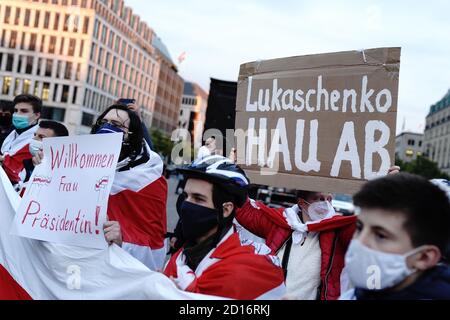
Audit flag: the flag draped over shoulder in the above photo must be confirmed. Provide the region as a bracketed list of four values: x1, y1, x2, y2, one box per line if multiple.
[0, 167, 220, 300]
[0, 126, 37, 183]
[108, 145, 168, 271]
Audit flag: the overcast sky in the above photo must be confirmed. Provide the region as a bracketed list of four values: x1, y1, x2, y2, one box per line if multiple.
[127, 0, 450, 134]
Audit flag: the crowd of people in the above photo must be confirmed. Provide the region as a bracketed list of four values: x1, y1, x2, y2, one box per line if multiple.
[1, 93, 450, 300]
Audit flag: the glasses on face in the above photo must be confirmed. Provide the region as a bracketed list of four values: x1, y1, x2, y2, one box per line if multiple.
[96, 118, 130, 132]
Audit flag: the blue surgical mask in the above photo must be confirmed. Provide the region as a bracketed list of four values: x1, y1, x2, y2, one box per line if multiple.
[29, 139, 43, 157]
[12, 114, 30, 130]
[95, 123, 124, 134]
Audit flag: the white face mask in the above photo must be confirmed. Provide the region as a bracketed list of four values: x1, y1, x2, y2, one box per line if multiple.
[305, 200, 336, 221]
[345, 239, 424, 290]
[29, 139, 43, 157]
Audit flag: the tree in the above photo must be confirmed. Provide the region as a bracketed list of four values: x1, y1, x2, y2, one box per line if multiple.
[150, 129, 174, 160]
[395, 156, 450, 180]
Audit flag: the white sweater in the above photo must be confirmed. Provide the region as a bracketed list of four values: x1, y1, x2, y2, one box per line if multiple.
[277, 231, 322, 300]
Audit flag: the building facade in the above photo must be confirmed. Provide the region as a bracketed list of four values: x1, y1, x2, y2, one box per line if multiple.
[423, 89, 450, 175]
[177, 81, 208, 150]
[0, 0, 172, 134]
[395, 132, 423, 162]
[151, 36, 183, 137]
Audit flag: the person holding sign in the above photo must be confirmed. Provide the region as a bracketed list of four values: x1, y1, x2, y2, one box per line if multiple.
[164, 156, 285, 299]
[341, 173, 450, 300]
[235, 190, 356, 300]
[17, 120, 69, 196]
[91, 104, 168, 271]
[32, 104, 168, 271]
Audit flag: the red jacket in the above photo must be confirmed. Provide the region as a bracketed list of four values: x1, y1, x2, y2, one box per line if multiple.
[164, 230, 285, 299]
[235, 198, 356, 300]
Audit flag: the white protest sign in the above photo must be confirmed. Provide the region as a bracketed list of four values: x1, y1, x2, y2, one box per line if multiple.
[12, 133, 122, 249]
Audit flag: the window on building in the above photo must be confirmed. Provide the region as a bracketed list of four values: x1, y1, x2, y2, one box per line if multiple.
[34, 11, 40, 28]
[105, 52, 110, 67]
[20, 33, 27, 50]
[63, 14, 70, 31]
[4, 6, 11, 24]
[49, 36, 57, 54]
[24, 56, 33, 74]
[28, 33, 37, 50]
[24, 9, 31, 26]
[54, 13, 60, 31]
[9, 31, 17, 49]
[6, 54, 14, 72]
[108, 30, 114, 48]
[76, 63, 81, 81]
[15, 7, 21, 25]
[115, 37, 120, 53]
[23, 79, 31, 94]
[41, 106, 66, 122]
[95, 70, 100, 87]
[40, 35, 46, 53]
[14, 78, 21, 96]
[59, 37, 65, 54]
[65, 62, 72, 80]
[45, 59, 53, 77]
[93, 20, 100, 38]
[37, 58, 43, 76]
[72, 86, 78, 104]
[56, 60, 62, 78]
[44, 11, 50, 29]
[81, 112, 94, 126]
[79, 40, 85, 57]
[17, 56, 24, 74]
[101, 25, 107, 43]
[68, 39, 76, 56]
[61, 85, 70, 103]
[2, 76, 12, 95]
[83, 17, 89, 34]
[42, 82, 50, 101]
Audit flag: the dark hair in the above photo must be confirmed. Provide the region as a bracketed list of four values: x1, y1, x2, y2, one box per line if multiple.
[0, 100, 14, 113]
[91, 104, 144, 159]
[296, 190, 317, 201]
[212, 184, 237, 243]
[13, 94, 42, 113]
[353, 173, 450, 255]
[39, 120, 69, 137]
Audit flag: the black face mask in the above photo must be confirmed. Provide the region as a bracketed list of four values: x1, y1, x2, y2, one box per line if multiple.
[180, 201, 219, 242]
[0, 114, 12, 126]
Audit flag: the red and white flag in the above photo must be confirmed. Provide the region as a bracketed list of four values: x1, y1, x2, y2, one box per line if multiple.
[1, 125, 37, 183]
[108, 144, 168, 271]
[0, 166, 221, 300]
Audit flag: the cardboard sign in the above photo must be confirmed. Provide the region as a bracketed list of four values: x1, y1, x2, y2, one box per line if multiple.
[12, 133, 122, 249]
[235, 47, 401, 194]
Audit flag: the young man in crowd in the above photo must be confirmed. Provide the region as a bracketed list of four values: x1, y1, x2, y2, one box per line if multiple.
[164, 155, 285, 299]
[0, 94, 41, 185]
[24, 120, 69, 182]
[341, 173, 450, 300]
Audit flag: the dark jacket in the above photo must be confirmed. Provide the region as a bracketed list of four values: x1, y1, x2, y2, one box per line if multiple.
[355, 264, 450, 300]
